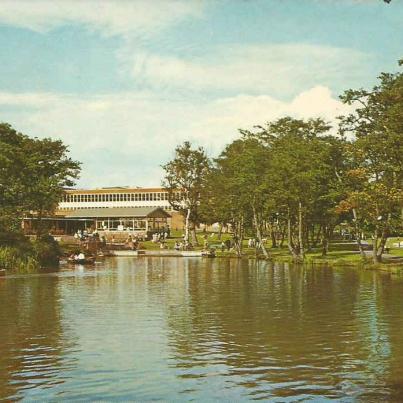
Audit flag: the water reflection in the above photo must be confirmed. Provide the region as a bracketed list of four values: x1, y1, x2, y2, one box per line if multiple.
[0, 275, 77, 400]
[0, 258, 403, 400]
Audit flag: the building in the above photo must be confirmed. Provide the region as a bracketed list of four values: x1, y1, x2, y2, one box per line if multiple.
[23, 187, 184, 238]
[58, 187, 179, 211]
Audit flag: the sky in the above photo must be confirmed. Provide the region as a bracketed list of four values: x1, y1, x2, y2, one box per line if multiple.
[0, 0, 401, 188]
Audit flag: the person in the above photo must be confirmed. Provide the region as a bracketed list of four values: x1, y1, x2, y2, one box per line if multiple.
[77, 252, 85, 261]
[100, 235, 107, 248]
[126, 234, 134, 250]
[221, 241, 225, 252]
[133, 237, 139, 250]
[174, 241, 180, 251]
[225, 239, 231, 251]
[178, 241, 184, 250]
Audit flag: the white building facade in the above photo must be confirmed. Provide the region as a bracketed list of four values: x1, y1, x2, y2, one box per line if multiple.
[58, 187, 181, 211]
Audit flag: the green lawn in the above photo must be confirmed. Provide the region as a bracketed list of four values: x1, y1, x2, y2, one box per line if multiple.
[62, 231, 403, 267]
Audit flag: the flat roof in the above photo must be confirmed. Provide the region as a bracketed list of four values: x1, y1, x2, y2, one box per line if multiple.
[62, 207, 171, 218]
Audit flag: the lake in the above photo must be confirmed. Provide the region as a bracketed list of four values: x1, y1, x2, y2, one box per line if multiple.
[1, 257, 403, 401]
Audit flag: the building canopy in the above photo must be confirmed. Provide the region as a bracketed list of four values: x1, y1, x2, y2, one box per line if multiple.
[60, 206, 171, 219]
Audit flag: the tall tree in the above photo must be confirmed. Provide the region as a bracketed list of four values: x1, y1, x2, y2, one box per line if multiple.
[162, 141, 211, 246]
[251, 117, 333, 261]
[212, 137, 272, 258]
[0, 123, 81, 236]
[338, 62, 403, 263]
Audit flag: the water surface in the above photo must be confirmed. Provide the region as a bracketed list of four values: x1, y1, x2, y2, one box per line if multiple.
[1, 257, 403, 401]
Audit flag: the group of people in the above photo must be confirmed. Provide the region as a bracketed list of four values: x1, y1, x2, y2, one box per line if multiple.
[73, 229, 89, 240]
[151, 229, 170, 243]
[125, 234, 139, 250]
[68, 251, 87, 262]
[73, 228, 101, 241]
[173, 240, 194, 251]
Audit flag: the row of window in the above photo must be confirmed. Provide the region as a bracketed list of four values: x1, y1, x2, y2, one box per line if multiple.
[58, 205, 174, 211]
[62, 192, 182, 203]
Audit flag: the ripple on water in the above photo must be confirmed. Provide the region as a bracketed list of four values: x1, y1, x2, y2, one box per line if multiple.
[1, 258, 403, 400]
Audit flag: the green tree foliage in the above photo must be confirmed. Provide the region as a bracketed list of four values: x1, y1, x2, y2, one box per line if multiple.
[338, 62, 403, 263]
[163, 62, 402, 263]
[0, 123, 81, 234]
[208, 137, 271, 257]
[162, 141, 211, 245]
[0, 123, 80, 270]
[249, 117, 345, 260]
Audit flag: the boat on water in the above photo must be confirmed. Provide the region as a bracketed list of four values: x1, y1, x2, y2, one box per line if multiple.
[67, 257, 96, 265]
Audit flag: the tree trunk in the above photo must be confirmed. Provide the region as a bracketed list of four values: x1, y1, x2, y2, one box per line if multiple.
[234, 216, 244, 257]
[372, 226, 380, 264]
[279, 223, 286, 248]
[271, 226, 277, 248]
[287, 208, 299, 260]
[298, 202, 305, 260]
[217, 223, 223, 240]
[376, 230, 388, 262]
[184, 208, 191, 244]
[252, 205, 269, 259]
[315, 224, 323, 248]
[191, 224, 198, 246]
[352, 208, 366, 259]
[321, 225, 329, 256]
[375, 214, 390, 263]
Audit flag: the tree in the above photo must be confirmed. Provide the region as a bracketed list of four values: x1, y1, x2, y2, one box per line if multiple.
[211, 137, 272, 258]
[250, 117, 334, 261]
[338, 62, 403, 263]
[162, 142, 211, 246]
[0, 123, 81, 236]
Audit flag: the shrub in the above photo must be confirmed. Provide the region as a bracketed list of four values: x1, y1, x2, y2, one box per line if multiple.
[32, 234, 61, 267]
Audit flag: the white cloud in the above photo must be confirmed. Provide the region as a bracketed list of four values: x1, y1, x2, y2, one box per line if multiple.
[0, 86, 352, 187]
[0, 0, 203, 37]
[129, 44, 371, 97]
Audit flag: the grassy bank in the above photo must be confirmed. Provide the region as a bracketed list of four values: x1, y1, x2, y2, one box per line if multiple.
[139, 232, 403, 270]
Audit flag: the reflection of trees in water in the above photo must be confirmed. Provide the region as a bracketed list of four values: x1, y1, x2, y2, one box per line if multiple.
[374, 273, 403, 401]
[163, 260, 401, 399]
[0, 277, 75, 400]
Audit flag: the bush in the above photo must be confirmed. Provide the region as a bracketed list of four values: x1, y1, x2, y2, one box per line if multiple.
[32, 235, 61, 267]
[0, 230, 32, 252]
